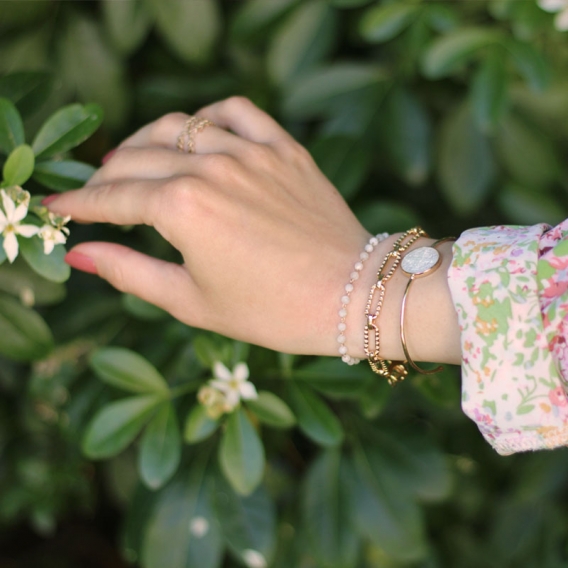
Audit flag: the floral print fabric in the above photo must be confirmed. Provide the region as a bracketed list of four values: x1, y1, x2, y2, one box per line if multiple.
[448, 221, 568, 455]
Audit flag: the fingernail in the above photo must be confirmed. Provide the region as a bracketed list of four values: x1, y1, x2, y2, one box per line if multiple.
[102, 149, 116, 165]
[65, 251, 98, 274]
[42, 194, 59, 206]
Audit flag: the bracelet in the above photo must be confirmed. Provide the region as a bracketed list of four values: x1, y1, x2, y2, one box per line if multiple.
[364, 227, 427, 385]
[399, 237, 455, 374]
[337, 232, 389, 365]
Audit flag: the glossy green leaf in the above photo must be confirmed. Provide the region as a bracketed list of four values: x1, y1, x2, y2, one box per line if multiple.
[355, 200, 420, 235]
[102, 0, 152, 55]
[422, 28, 503, 79]
[0, 293, 53, 361]
[214, 476, 276, 564]
[33, 160, 96, 192]
[411, 365, 461, 408]
[426, 4, 458, 33]
[184, 404, 219, 444]
[32, 103, 103, 160]
[303, 450, 360, 567]
[437, 102, 495, 215]
[142, 455, 223, 568]
[122, 294, 169, 321]
[310, 135, 372, 200]
[506, 39, 551, 92]
[0, 72, 52, 118]
[288, 382, 344, 446]
[139, 403, 182, 490]
[246, 391, 296, 429]
[498, 184, 566, 226]
[231, 0, 299, 41]
[358, 378, 392, 420]
[19, 237, 70, 283]
[360, 3, 420, 43]
[0, 98, 24, 154]
[348, 445, 427, 561]
[283, 63, 385, 119]
[82, 395, 161, 459]
[471, 53, 509, 133]
[267, 0, 337, 86]
[192, 333, 233, 369]
[496, 114, 559, 190]
[219, 408, 265, 496]
[148, 0, 221, 65]
[382, 88, 432, 185]
[89, 347, 170, 395]
[2, 144, 34, 186]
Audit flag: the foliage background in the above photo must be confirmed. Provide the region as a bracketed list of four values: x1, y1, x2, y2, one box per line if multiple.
[1, 0, 568, 567]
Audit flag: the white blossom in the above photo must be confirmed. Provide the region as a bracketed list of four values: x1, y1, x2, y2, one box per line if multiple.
[538, 0, 568, 30]
[189, 516, 209, 538]
[209, 361, 258, 410]
[38, 223, 70, 254]
[242, 549, 267, 568]
[0, 189, 39, 263]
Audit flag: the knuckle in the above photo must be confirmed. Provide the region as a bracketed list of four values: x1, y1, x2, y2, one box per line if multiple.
[223, 95, 254, 113]
[201, 153, 241, 181]
[160, 176, 209, 215]
[245, 143, 274, 165]
[155, 112, 187, 138]
[277, 138, 313, 166]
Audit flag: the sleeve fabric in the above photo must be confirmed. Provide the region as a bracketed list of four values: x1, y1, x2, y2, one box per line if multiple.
[447, 220, 568, 455]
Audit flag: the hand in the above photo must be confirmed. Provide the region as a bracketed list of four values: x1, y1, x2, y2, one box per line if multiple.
[46, 97, 373, 356]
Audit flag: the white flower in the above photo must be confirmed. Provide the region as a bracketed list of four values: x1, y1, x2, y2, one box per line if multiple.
[38, 223, 70, 254]
[0, 190, 39, 263]
[242, 549, 267, 568]
[189, 516, 209, 538]
[538, 0, 568, 30]
[209, 361, 258, 410]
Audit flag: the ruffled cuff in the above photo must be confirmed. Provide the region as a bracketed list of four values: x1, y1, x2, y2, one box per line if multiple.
[448, 224, 568, 455]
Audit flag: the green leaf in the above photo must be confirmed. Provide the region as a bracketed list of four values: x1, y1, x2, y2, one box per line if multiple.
[19, 237, 70, 283]
[421, 27, 503, 79]
[496, 114, 559, 191]
[142, 454, 223, 568]
[89, 347, 170, 395]
[309, 135, 372, 200]
[0, 293, 53, 361]
[348, 445, 427, 561]
[0, 98, 24, 154]
[184, 404, 219, 444]
[359, 3, 420, 44]
[246, 391, 296, 429]
[219, 408, 265, 496]
[33, 160, 96, 192]
[267, 0, 337, 86]
[498, 184, 566, 226]
[32, 103, 103, 161]
[283, 63, 386, 119]
[102, 0, 152, 55]
[214, 476, 276, 564]
[192, 333, 233, 368]
[303, 450, 360, 567]
[437, 102, 495, 215]
[470, 53, 509, 133]
[2, 144, 34, 186]
[148, 0, 221, 65]
[82, 395, 161, 459]
[288, 382, 344, 446]
[381, 88, 432, 186]
[0, 72, 52, 118]
[505, 39, 551, 92]
[331, 0, 372, 7]
[354, 200, 420, 235]
[231, 0, 299, 41]
[139, 403, 182, 490]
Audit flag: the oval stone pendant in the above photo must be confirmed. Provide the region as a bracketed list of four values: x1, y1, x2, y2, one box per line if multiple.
[401, 246, 441, 277]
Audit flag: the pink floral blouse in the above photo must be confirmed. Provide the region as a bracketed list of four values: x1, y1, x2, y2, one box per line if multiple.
[448, 220, 568, 455]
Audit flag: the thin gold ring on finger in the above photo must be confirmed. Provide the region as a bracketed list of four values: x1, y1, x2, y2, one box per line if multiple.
[176, 116, 215, 153]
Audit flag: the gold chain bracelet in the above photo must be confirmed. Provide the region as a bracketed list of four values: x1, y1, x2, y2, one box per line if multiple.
[364, 227, 427, 385]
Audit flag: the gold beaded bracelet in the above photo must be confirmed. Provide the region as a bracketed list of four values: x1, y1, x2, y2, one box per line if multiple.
[364, 227, 427, 385]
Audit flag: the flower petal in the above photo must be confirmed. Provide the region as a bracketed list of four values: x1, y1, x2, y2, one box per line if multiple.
[16, 224, 39, 238]
[539, 0, 566, 11]
[239, 381, 258, 401]
[233, 362, 249, 382]
[3, 231, 18, 263]
[555, 8, 568, 29]
[213, 361, 232, 382]
[12, 202, 29, 223]
[1, 191, 15, 221]
[43, 239, 55, 254]
[224, 389, 240, 409]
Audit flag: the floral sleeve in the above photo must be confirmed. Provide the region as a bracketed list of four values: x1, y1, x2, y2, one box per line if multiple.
[447, 220, 568, 455]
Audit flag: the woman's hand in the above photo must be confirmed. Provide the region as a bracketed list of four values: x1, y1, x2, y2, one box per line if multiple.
[46, 97, 373, 356]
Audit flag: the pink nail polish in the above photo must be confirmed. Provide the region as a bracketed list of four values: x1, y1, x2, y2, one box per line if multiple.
[65, 251, 98, 274]
[42, 194, 59, 205]
[102, 149, 116, 164]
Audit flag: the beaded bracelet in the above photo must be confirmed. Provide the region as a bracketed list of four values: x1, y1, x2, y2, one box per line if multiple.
[337, 232, 389, 365]
[364, 227, 427, 385]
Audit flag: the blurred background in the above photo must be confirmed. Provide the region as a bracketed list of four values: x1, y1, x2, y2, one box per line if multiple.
[1, 0, 568, 567]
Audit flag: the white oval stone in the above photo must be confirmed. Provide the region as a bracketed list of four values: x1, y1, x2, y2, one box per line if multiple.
[401, 246, 440, 276]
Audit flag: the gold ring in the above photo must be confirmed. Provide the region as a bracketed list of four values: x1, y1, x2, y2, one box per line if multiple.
[176, 116, 215, 153]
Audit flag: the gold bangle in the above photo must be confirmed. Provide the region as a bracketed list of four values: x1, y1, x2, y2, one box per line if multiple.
[399, 237, 455, 375]
[364, 227, 427, 385]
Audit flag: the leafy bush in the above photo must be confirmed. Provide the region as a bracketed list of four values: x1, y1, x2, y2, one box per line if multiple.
[1, 0, 568, 567]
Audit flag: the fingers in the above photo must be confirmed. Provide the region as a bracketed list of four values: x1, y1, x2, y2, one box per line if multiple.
[196, 96, 293, 144]
[66, 242, 202, 324]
